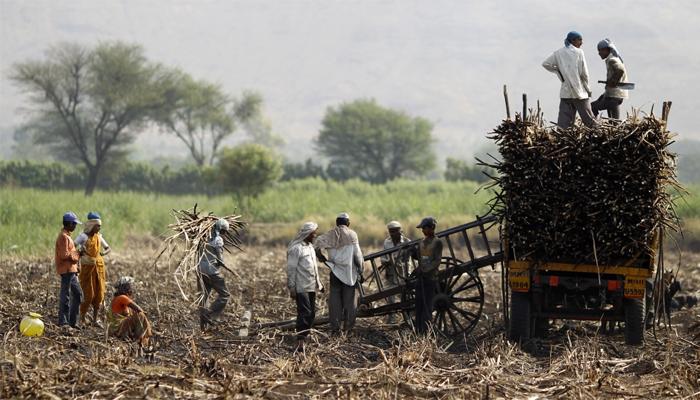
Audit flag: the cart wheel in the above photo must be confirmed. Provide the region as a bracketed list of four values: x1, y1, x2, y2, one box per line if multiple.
[400, 257, 485, 337]
[432, 259, 484, 338]
[624, 296, 645, 345]
[509, 291, 531, 342]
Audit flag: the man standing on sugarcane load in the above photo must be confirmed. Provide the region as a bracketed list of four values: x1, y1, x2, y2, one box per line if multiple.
[197, 218, 232, 330]
[542, 31, 598, 128]
[412, 217, 443, 334]
[381, 221, 411, 323]
[314, 212, 364, 335]
[591, 38, 628, 120]
[287, 222, 324, 351]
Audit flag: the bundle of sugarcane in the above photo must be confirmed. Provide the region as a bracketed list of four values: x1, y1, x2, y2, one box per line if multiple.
[154, 204, 246, 299]
[481, 113, 681, 265]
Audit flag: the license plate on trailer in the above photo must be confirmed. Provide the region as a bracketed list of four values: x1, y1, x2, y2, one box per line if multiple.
[509, 269, 530, 292]
[624, 277, 646, 298]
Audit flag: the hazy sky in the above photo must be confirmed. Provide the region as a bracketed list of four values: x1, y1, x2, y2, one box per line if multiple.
[1, 0, 699, 163]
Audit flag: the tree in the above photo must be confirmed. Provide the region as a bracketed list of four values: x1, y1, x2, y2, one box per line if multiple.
[216, 144, 282, 201]
[316, 99, 436, 183]
[157, 73, 264, 166]
[282, 158, 327, 181]
[10, 42, 170, 195]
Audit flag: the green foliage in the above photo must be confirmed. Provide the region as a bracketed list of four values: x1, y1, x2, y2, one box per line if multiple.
[11, 42, 170, 195]
[0, 160, 211, 195]
[444, 157, 495, 183]
[282, 158, 327, 181]
[216, 144, 283, 199]
[2, 182, 698, 256]
[316, 99, 436, 183]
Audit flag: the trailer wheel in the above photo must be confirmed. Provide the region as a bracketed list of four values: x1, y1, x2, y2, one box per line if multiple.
[534, 318, 550, 338]
[624, 296, 645, 345]
[509, 291, 531, 342]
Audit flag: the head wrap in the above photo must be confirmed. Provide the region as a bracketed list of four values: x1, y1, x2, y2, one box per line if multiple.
[565, 31, 582, 47]
[87, 211, 101, 220]
[597, 38, 623, 63]
[214, 218, 230, 232]
[288, 222, 319, 252]
[83, 216, 102, 234]
[337, 212, 350, 220]
[387, 221, 402, 230]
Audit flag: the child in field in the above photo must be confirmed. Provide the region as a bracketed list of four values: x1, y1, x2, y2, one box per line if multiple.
[55, 211, 84, 328]
[108, 276, 153, 352]
[75, 211, 111, 327]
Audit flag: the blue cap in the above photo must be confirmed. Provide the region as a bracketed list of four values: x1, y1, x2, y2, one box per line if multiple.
[87, 211, 101, 220]
[62, 211, 81, 224]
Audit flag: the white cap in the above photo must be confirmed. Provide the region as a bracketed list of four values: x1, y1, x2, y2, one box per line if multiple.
[337, 212, 350, 219]
[387, 221, 402, 229]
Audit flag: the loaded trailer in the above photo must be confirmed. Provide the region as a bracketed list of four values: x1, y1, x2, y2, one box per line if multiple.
[506, 230, 659, 345]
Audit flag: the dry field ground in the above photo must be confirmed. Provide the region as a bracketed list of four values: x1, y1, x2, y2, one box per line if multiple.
[1, 243, 699, 399]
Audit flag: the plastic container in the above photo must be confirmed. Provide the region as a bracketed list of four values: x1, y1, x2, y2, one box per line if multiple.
[19, 312, 45, 337]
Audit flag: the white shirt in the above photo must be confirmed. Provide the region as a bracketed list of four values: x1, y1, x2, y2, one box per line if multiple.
[326, 243, 363, 286]
[315, 226, 364, 286]
[604, 55, 628, 99]
[287, 241, 323, 293]
[542, 45, 591, 99]
[381, 235, 411, 264]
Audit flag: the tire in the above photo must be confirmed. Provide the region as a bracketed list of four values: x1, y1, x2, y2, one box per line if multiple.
[624, 296, 645, 345]
[534, 317, 550, 338]
[509, 291, 531, 342]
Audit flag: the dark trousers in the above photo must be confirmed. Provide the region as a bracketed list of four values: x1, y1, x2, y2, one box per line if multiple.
[329, 273, 357, 332]
[198, 272, 230, 320]
[557, 98, 597, 128]
[415, 275, 436, 334]
[591, 94, 623, 119]
[295, 292, 316, 338]
[58, 272, 83, 326]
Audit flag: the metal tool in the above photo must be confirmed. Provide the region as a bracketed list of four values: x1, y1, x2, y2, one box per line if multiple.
[598, 80, 635, 90]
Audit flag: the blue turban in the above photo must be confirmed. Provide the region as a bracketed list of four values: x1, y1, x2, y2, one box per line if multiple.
[87, 211, 101, 220]
[565, 31, 582, 46]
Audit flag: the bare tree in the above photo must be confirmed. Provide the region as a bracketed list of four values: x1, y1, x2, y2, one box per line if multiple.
[11, 42, 170, 195]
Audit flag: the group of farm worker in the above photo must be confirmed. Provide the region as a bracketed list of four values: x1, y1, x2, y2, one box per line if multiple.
[286, 213, 443, 351]
[54, 211, 152, 352]
[543, 31, 629, 128]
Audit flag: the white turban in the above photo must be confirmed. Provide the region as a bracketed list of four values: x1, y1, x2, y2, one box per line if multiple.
[337, 212, 350, 219]
[387, 221, 402, 230]
[597, 38, 623, 63]
[288, 221, 319, 251]
[83, 219, 102, 234]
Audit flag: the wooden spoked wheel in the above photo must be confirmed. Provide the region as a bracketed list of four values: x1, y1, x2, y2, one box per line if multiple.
[401, 257, 485, 337]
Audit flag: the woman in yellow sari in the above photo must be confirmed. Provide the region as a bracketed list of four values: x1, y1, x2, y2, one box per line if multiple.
[76, 211, 110, 326]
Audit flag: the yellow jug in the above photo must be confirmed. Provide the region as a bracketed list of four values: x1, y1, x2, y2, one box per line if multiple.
[20, 312, 45, 337]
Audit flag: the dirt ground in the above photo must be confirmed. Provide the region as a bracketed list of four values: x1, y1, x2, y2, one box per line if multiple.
[1, 244, 699, 399]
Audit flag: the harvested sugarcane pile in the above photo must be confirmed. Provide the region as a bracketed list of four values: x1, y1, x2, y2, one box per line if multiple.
[155, 204, 246, 299]
[482, 113, 681, 265]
